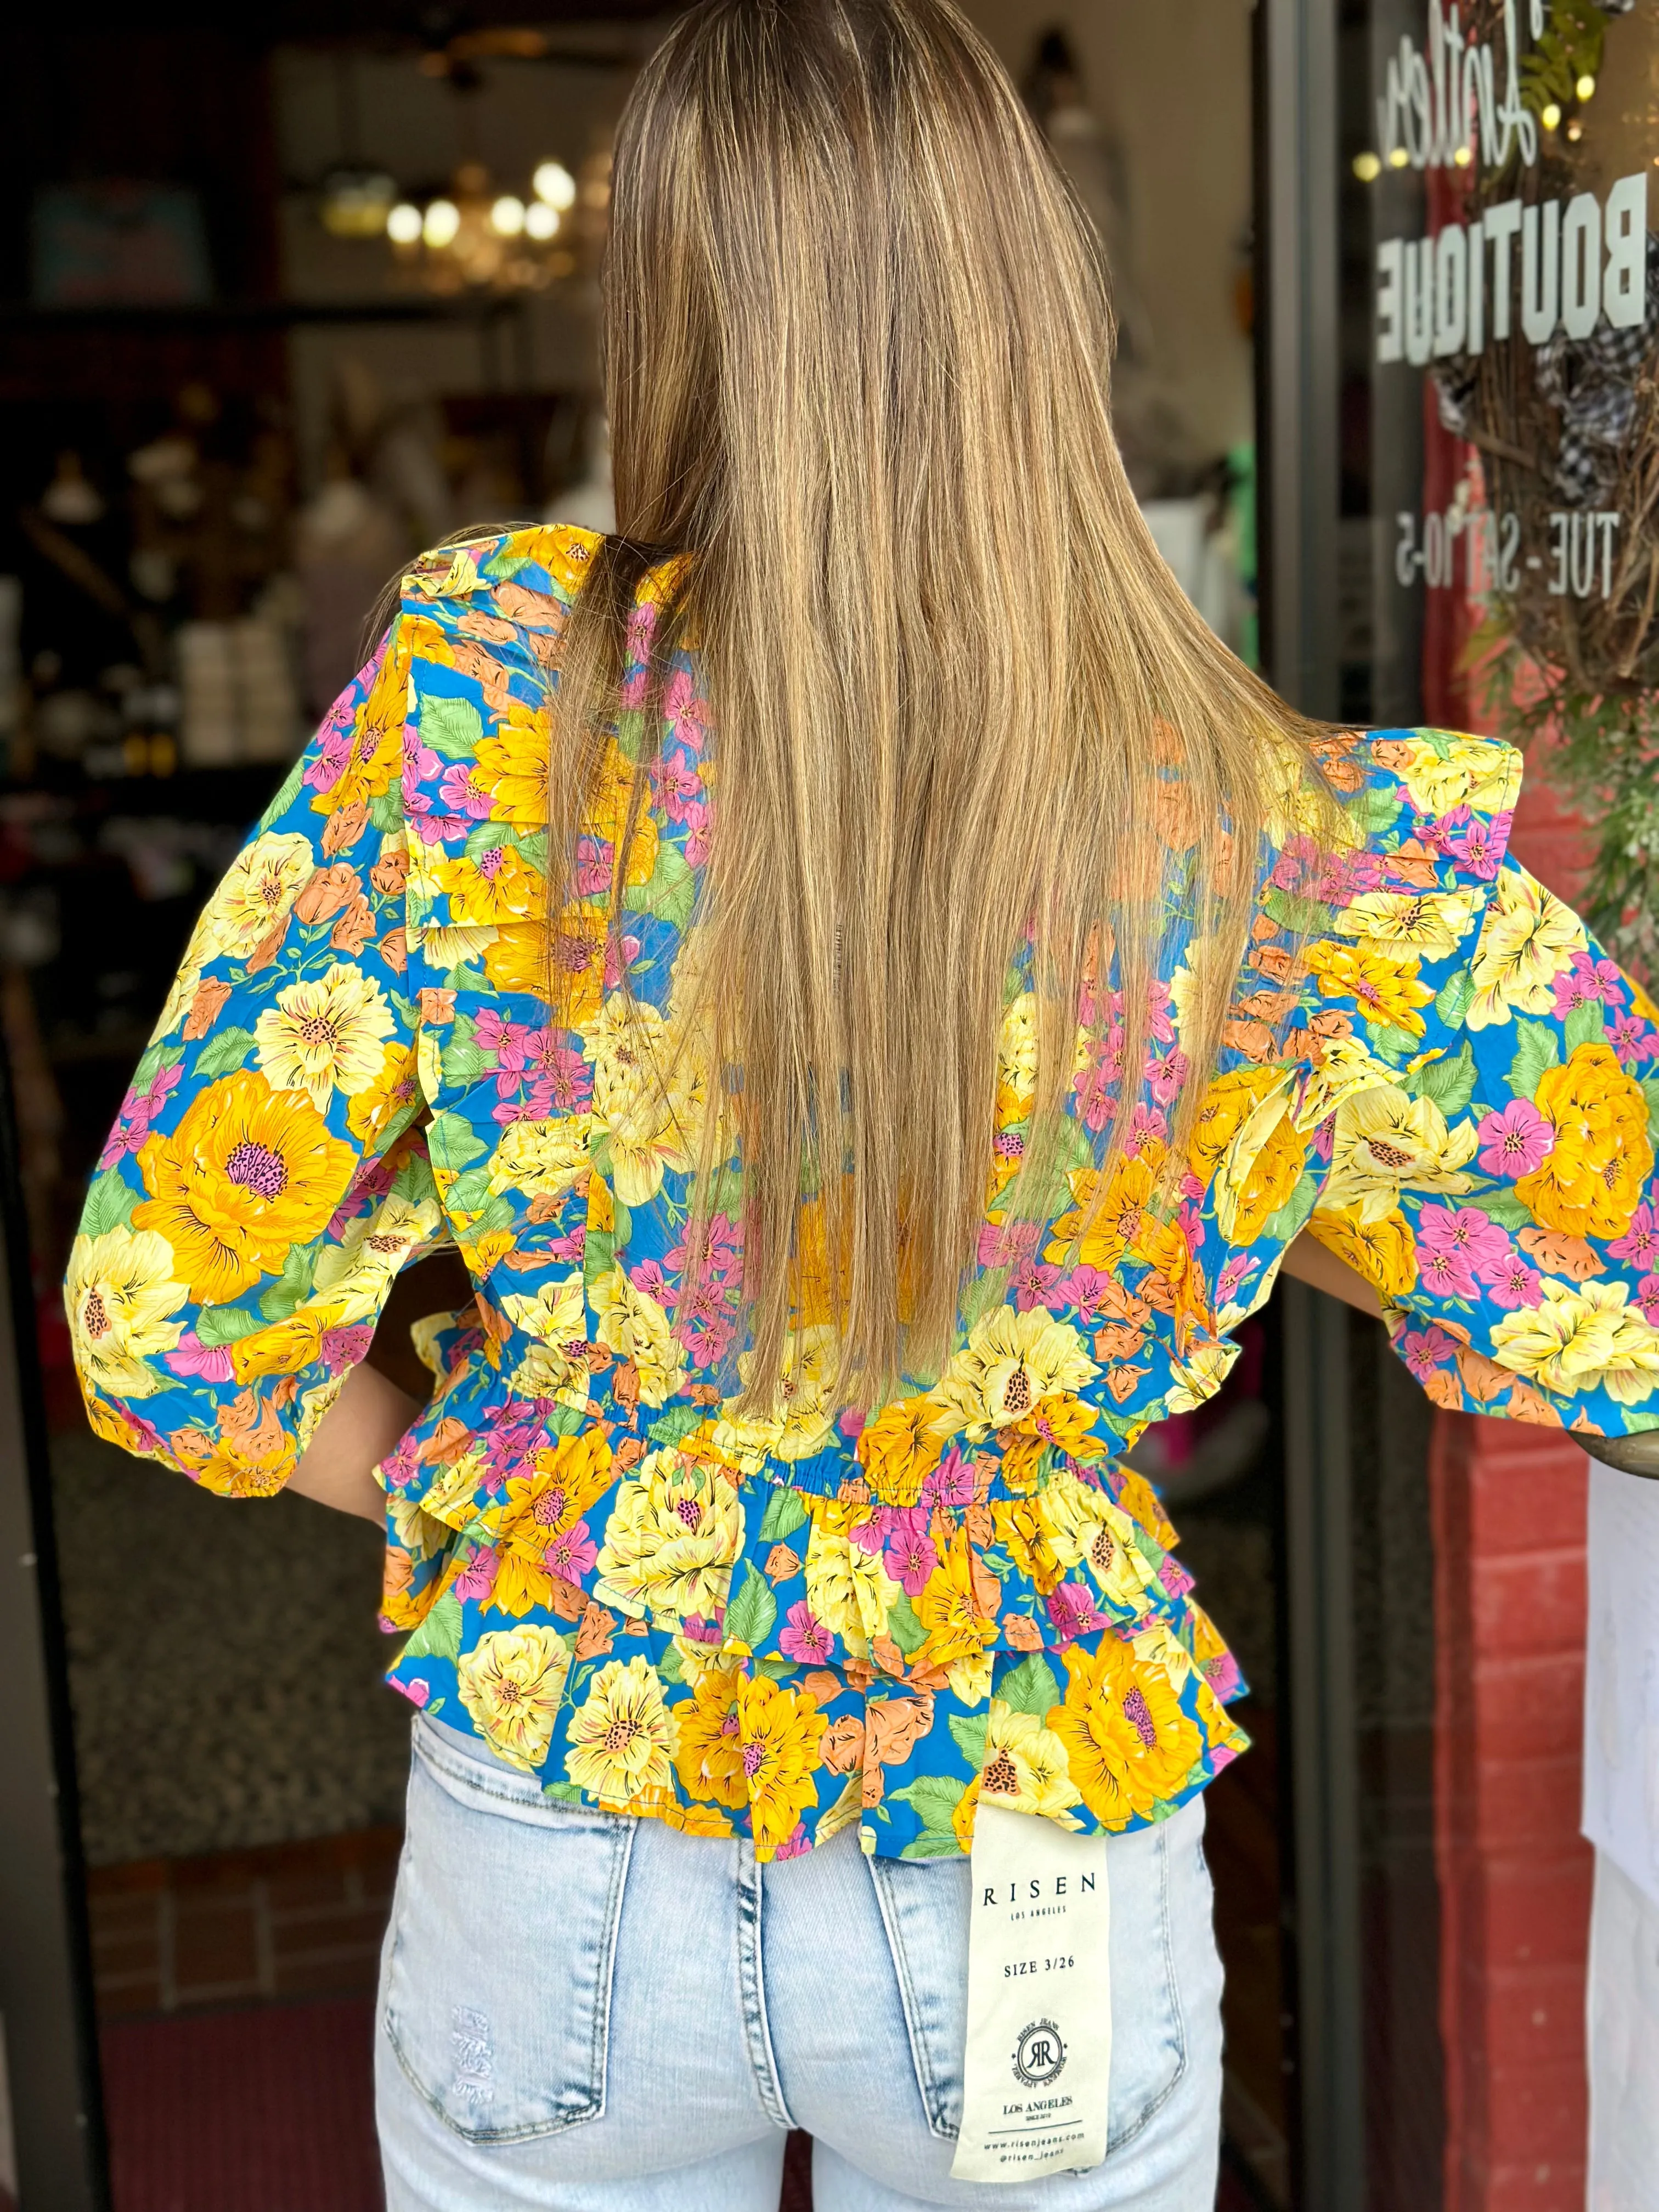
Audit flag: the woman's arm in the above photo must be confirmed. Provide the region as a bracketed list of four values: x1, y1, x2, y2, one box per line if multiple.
[286, 1359, 420, 1525]
[1281, 1229, 1384, 1318]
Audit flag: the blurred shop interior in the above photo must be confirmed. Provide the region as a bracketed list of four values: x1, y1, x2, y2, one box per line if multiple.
[0, 6, 1286, 2212]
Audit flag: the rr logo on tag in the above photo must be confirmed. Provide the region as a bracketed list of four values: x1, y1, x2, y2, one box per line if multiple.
[1012, 2022, 1066, 2086]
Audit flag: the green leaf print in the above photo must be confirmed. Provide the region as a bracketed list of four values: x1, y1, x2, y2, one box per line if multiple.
[402, 1590, 464, 1663]
[258, 1242, 317, 1322]
[440, 1017, 487, 1087]
[444, 1166, 494, 1217]
[419, 690, 484, 760]
[1643, 1077, 1659, 1148]
[899, 1829, 966, 1860]
[430, 1113, 488, 1173]
[1346, 785, 1404, 838]
[1506, 1019, 1561, 1101]
[647, 1405, 706, 1448]
[724, 1562, 778, 1649]
[1367, 1022, 1420, 1061]
[543, 1780, 586, 1804]
[464, 821, 508, 863]
[998, 1654, 1062, 1718]
[132, 1038, 185, 1092]
[1434, 967, 1476, 1028]
[622, 844, 697, 932]
[947, 1711, 990, 1765]
[195, 1304, 263, 1347]
[758, 1486, 811, 1543]
[1263, 1167, 1319, 1245]
[656, 1640, 685, 1684]
[1261, 887, 1332, 937]
[1414, 1041, 1478, 1117]
[1563, 1000, 1608, 1054]
[80, 1169, 140, 1239]
[194, 1025, 256, 1079]
[367, 787, 402, 834]
[889, 1773, 967, 1840]
[885, 1591, 929, 1657]
[1463, 1187, 1534, 1231]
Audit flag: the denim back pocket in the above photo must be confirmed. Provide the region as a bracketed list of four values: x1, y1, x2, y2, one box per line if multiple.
[382, 1721, 635, 2144]
[867, 1816, 1187, 2154]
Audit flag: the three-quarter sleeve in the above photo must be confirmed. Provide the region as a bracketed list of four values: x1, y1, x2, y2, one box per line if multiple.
[66, 618, 447, 1495]
[1306, 854, 1659, 1441]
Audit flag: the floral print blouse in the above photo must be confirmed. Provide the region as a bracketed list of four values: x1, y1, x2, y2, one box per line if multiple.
[68, 526, 1659, 1864]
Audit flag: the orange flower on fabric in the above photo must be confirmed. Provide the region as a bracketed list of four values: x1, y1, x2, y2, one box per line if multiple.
[133, 1070, 353, 1304]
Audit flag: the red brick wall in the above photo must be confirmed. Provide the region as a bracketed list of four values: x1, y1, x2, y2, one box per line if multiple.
[1431, 772, 1595, 2212]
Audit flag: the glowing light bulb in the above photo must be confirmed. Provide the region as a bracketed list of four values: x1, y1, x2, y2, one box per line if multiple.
[1576, 72, 1595, 100]
[1453, 143, 1474, 166]
[386, 202, 424, 245]
[422, 199, 460, 249]
[1389, 145, 1410, 168]
[490, 195, 526, 236]
[533, 161, 578, 211]
[524, 200, 559, 240]
[1541, 101, 1562, 130]
[1352, 151, 1383, 182]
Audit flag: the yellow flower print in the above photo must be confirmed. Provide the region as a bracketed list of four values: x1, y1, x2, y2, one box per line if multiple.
[588, 1265, 688, 1407]
[313, 629, 409, 815]
[592, 1448, 742, 1624]
[1048, 1636, 1204, 1830]
[1187, 1068, 1295, 1187]
[478, 922, 551, 1006]
[579, 740, 660, 887]
[431, 843, 544, 926]
[484, 1427, 615, 1564]
[133, 1070, 354, 1304]
[505, 523, 599, 598]
[582, 995, 707, 1206]
[1490, 1279, 1659, 1404]
[473, 707, 553, 831]
[417, 923, 499, 971]
[1212, 1109, 1307, 1244]
[956, 1700, 1085, 1847]
[804, 1503, 902, 1657]
[1514, 1042, 1654, 1240]
[932, 1305, 1098, 1441]
[856, 1395, 956, 1506]
[1161, 1339, 1244, 1417]
[1384, 732, 1520, 818]
[1465, 865, 1586, 1030]
[715, 1324, 844, 1469]
[500, 1275, 591, 1407]
[1304, 941, 1435, 1038]
[1320, 1085, 1479, 1224]
[311, 1191, 443, 1319]
[194, 830, 316, 963]
[997, 993, 1039, 1115]
[673, 1661, 749, 1808]
[1308, 1206, 1419, 1299]
[1046, 1152, 1161, 1271]
[1035, 1472, 1160, 1612]
[255, 963, 397, 1110]
[916, 1526, 999, 1674]
[997, 1390, 1105, 1491]
[1335, 887, 1480, 963]
[65, 1228, 188, 1399]
[565, 1656, 678, 1804]
[1293, 1032, 1402, 1131]
[733, 1674, 826, 1857]
[346, 1042, 422, 1146]
[456, 1625, 572, 1771]
[487, 1116, 593, 1203]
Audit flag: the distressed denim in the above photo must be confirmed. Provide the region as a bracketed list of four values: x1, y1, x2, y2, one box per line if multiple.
[376, 1717, 1224, 2211]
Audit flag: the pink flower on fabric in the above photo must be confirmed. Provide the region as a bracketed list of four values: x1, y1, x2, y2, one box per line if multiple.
[1056, 1264, 1115, 1322]
[453, 1547, 499, 1602]
[1445, 809, 1511, 879]
[1215, 1251, 1260, 1307]
[165, 1331, 236, 1383]
[1398, 1323, 1462, 1383]
[1073, 1033, 1119, 1133]
[1487, 1257, 1543, 1311]
[918, 1447, 976, 1513]
[838, 1404, 867, 1441]
[1608, 1011, 1654, 1069]
[1311, 1114, 1336, 1163]
[653, 751, 703, 822]
[1551, 952, 1623, 1018]
[1046, 1582, 1108, 1644]
[379, 1434, 422, 1491]
[319, 1323, 375, 1373]
[778, 1601, 835, 1665]
[663, 667, 710, 752]
[1475, 1099, 1554, 1178]
[772, 1823, 813, 1861]
[1144, 1047, 1189, 1109]
[667, 1213, 745, 1285]
[1146, 978, 1177, 1046]
[392, 1674, 431, 1707]
[1010, 1257, 1062, 1312]
[1126, 1104, 1170, 1155]
[881, 1509, 936, 1597]
[603, 931, 643, 989]
[99, 1060, 183, 1166]
[977, 1218, 1042, 1269]
[630, 1260, 673, 1305]
[1609, 1203, 1659, 1272]
[1203, 1650, 1245, 1702]
[1417, 1244, 1477, 1300]
[1417, 1204, 1513, 1285]
[544, 1520, 597, 1582]
[1637, 1274, 1659, 1327]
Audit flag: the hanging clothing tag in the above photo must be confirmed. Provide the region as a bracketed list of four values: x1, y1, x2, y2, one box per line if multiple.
[950, 1804, 1112, 2183]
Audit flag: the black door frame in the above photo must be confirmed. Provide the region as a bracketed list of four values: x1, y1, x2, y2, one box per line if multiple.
[1256, 3, 1369, 2205]
[0, 1043, 108, 2212]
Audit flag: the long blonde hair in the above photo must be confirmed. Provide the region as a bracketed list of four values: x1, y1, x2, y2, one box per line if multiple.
[551, 0, 1327, 1405]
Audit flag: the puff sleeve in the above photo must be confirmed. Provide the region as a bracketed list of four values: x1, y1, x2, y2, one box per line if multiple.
[1305, 854, 1659, 1442]
[65, 619, 448, 1495]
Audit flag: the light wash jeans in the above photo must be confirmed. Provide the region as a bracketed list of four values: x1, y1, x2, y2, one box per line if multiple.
[376, 1716, 1224, 2211]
